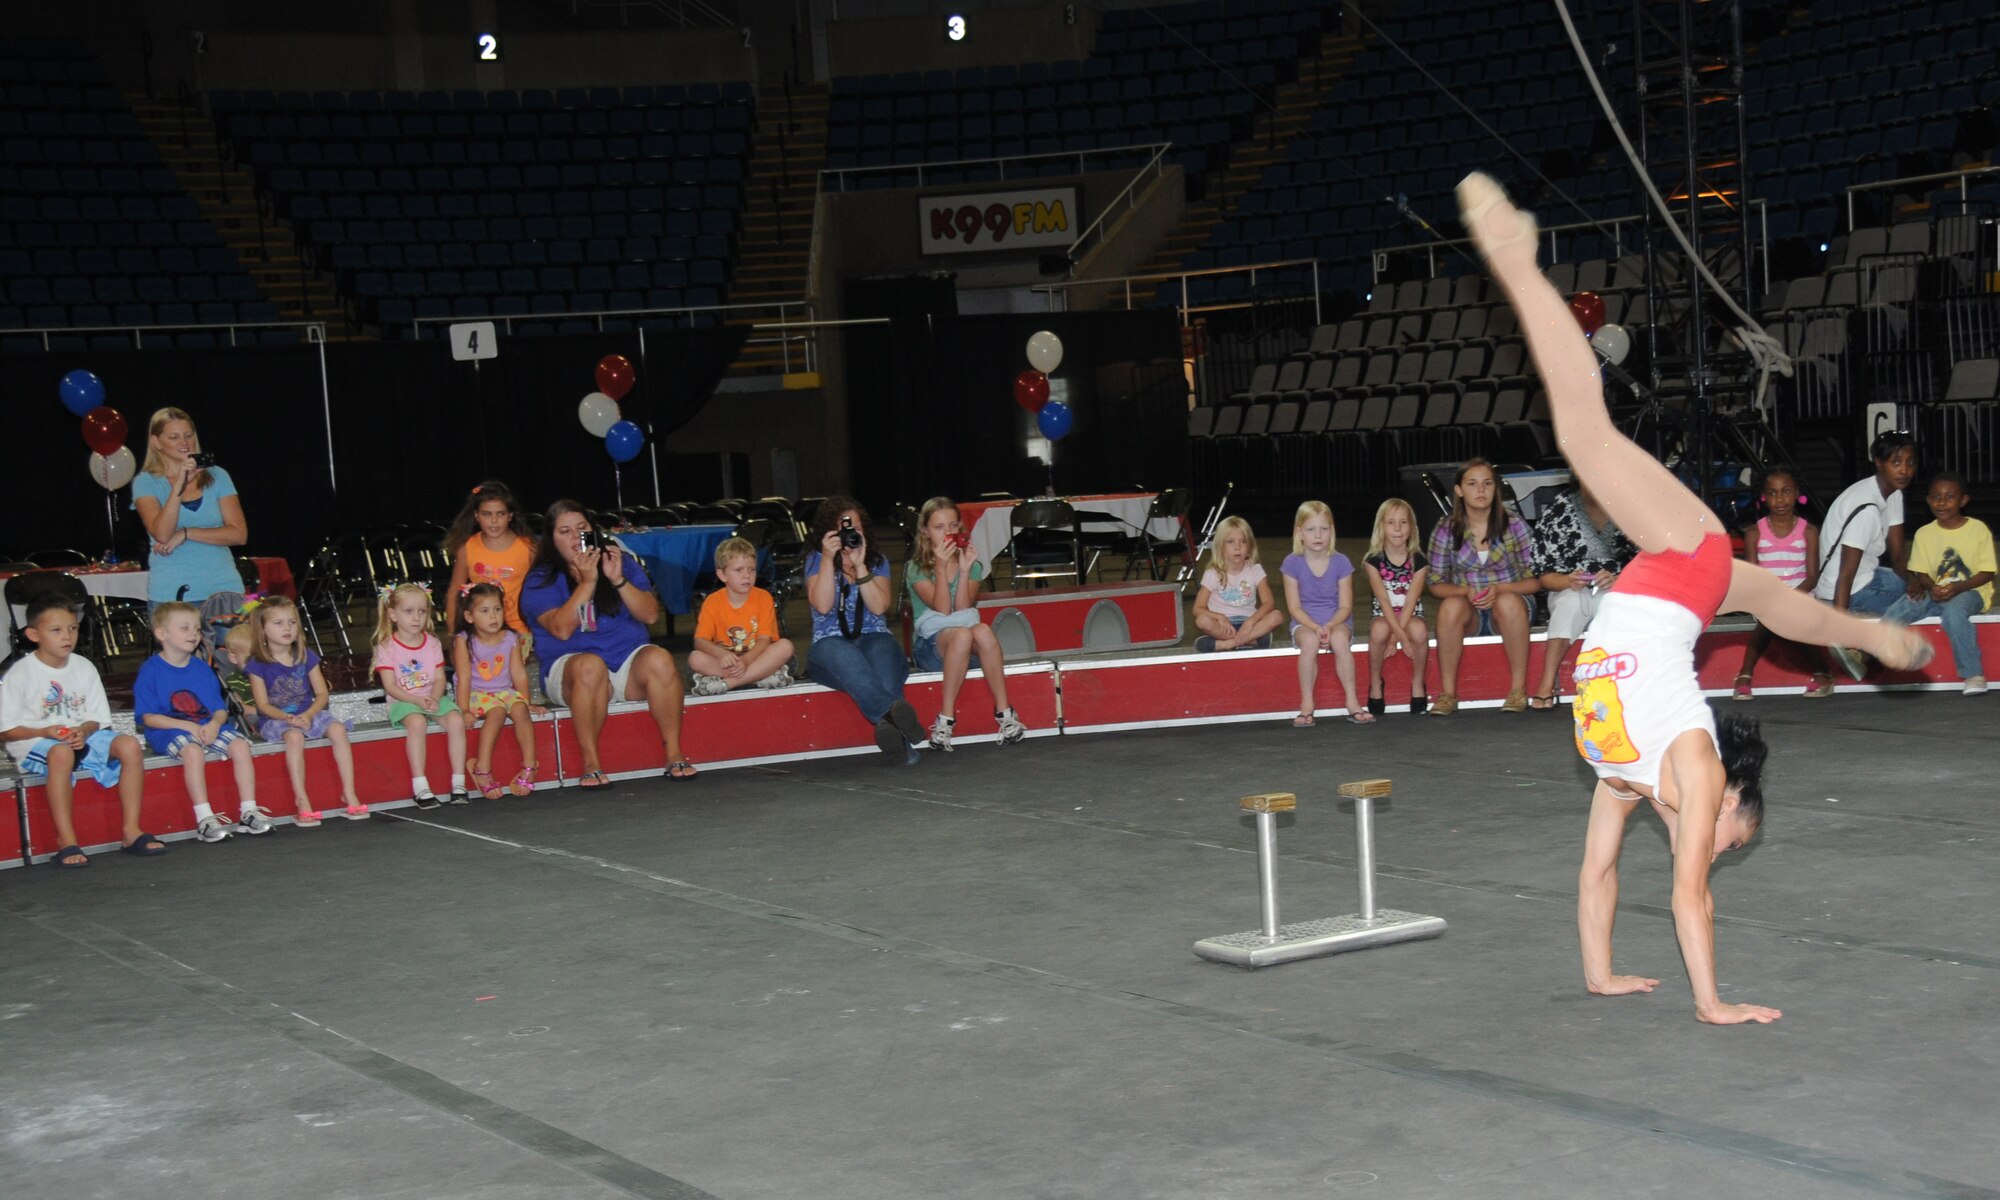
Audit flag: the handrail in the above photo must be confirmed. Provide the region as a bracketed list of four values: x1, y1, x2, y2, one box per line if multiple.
[7, 320, 327, 351]
[1030, 258, 1323, 326]
[408, 297, 813, 332]
[1846, 164, 2000, 227]
[820, 143, 1174, 191]
[1060, 142, 1174, 276]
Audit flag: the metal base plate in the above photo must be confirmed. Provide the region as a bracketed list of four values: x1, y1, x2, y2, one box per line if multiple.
[1193, 909, 1447, 968]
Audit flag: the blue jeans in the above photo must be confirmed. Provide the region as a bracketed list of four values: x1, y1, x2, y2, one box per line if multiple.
[1844, 565, 1905, 616]
[807, 632, 910, 723]
[1882, 589, 1989, 679]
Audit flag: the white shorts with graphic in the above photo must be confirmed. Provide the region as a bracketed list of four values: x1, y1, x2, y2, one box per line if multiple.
[1571, 594, 1716, 791]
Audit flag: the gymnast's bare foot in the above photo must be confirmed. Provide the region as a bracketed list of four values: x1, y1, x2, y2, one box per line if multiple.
[1456, 171, 1540, 267]
[1874, 623, 1936, 673]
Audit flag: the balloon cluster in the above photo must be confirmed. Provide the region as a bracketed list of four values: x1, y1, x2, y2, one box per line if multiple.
[1014, 330, 1072, 441]
[1567, 292, 1632, 367]
[577, 354, 646, 463]
[59, 369, 136, 490]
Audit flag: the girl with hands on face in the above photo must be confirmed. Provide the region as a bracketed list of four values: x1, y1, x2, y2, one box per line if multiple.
[905, 496, 1028, 751]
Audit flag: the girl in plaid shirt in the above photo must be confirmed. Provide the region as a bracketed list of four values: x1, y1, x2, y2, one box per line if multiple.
[1424, 458, 1539, 714]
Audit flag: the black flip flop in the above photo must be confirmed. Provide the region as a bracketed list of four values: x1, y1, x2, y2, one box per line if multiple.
[51, 844, 89, 868]
[666, 761, 700, 781]
[121, 832, 168, 856]
[578, 770, 615, 791]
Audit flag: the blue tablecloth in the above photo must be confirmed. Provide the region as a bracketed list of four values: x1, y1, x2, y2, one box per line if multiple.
[616, 525, 735, 616]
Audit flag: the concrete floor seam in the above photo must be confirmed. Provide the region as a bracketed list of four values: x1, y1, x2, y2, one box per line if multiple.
[0, 893, 726, 1200]
[795, 778, 2000, 975]
[382, 813, 1998, 1200]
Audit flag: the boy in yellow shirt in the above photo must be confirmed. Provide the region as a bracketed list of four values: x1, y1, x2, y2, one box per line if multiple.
[689, 538, 797, 695]
[1883, 472, 1994, 694]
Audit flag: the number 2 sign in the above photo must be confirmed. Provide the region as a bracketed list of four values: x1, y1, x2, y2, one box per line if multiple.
[476, 32, 501, 61]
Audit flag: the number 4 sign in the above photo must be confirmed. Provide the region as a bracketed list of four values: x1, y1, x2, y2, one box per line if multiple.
[449, 321, 498, 362]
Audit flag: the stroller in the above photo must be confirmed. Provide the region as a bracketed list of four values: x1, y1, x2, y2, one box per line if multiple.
[193, 589, 258, 728]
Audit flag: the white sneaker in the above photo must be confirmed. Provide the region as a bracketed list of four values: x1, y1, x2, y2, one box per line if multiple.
[234, 806, 275, 835]
[1966, 676, 1989, 696]
[196, 813, 235, 843]
[996, 707, 1027, 745]
[1828, 644, 1868, 681]
[691, 674, 730, 696]
[756, 665, 794, 690]
[929, 714, 955, 751]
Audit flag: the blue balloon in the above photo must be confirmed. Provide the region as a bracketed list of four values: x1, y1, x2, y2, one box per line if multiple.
[604, 419, 645, 463]
[59, 369, 104, 417]
[1037, 400, 1073, 441]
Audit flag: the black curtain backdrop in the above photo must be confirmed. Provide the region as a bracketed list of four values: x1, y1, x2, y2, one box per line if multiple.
[6, 326, 746, 571]
[839, 309, 1191, 513]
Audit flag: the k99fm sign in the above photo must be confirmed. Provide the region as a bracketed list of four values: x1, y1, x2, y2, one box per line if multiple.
[918, 186, 1080, 255]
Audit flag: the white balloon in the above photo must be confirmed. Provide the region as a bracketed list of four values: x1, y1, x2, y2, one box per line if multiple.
[578, 391, 621, 437]
[1025, 330, 1064, 374]
[90, 446, 137, 490]
[1592, 322, 1631, 367]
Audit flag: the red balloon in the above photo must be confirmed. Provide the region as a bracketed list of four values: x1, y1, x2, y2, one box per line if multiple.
[1013, 369, 1050, 412]
[81, 405, 128, 457]
[595, 354, 635, 401]
[1569, 291, 1607, 336]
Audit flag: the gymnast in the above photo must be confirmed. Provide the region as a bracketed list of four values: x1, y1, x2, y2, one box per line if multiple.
[1457, 172, 1933, 1025]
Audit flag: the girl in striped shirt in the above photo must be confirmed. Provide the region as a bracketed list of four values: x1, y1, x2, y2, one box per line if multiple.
[1735, 469, 1823, 698]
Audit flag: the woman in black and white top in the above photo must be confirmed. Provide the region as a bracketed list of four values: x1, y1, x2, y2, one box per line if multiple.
[1529, 483, 1637, 709]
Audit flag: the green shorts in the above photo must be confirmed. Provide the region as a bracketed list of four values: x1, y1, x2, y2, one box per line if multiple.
[387, 695, 461, 725]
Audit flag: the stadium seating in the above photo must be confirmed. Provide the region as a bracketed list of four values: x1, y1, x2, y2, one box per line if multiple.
[207, 83, 757, 337]
[0, 38, 276, 353]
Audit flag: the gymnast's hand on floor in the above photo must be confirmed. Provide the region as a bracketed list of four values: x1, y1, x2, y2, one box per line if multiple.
[1587, 974, 1661, 996]
[1697, 1000, 1784, 1025]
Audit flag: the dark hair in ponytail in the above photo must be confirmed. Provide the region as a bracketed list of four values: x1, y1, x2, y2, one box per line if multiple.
[1715, 712, 1767, 825]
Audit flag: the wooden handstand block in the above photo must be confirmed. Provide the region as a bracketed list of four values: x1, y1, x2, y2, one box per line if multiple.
[1336, 779, 1392, 799]
[1238, 792, 1297, 813]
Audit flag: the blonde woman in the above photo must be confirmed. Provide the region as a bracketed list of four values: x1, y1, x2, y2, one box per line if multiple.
[132, 406, 247, 609]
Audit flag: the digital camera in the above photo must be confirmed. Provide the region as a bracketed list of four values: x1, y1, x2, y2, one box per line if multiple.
[946, 531, 971, 550]
[192, 452, 218, 469]
[578, 528, 606, 552]
[838, 515, 863, 550]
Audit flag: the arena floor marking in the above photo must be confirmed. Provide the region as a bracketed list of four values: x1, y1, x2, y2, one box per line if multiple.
[0, 891, 724, 1200]
[366, 810, 1997, 1200]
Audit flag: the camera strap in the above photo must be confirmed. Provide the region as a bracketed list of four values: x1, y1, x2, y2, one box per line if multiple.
[835, 573, 861, 640]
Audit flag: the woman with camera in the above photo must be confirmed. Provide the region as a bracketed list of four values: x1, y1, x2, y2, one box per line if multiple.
[805, 496, 924, 764]
[520, 500, 696, 787]
[132, 406, 248, 611]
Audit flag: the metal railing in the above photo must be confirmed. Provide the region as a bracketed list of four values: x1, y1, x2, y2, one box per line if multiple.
[4, 320, 328, 351]
[1846, 164, 2000, 228]
[1058, 142, 1175, 275]
[1029, 258, 1324, 326]
[410, 298, 825, 373]
[820, 143, 1174, 192]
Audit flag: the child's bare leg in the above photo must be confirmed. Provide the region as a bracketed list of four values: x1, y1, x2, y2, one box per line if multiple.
[1402, 615, 1430, 692]
[226, 738, 257, 806]
[1240, 609, 1285, 643]
[1195, 610, 1234, 643]
[1723, 561, 1931, 668]
[476, 708, 506, 773]
[738, 639, 794, 684]
[1330, 631, 1362, 711]
[509, 703, 536, 763]
[282, 728, 311, 806]
[400, 713, 429, 776]
[969, 624, 1011, 710]
[687, 648, 726, 677]
[179, 744, 211, 811]
[42, 743, 81, 854]
[112, 735, 145, 844]
[443, 709, 468, 773]
[1295, 626, 1322, 715]
[326, 723, 361, 802]
[1459, 172, 1717, 555]
[1435, 598, 1474, 694]
[937, 627, 972, 717]
[1367, 617, 1392, 697]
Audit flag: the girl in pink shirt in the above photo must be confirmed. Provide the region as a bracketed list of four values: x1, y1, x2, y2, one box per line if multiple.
[1734, 470, 1824, 699]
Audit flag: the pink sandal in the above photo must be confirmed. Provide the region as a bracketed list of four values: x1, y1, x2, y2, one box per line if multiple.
[508, 764, 537, 797]
[294, 805, 323, 829]
[470, 765, 503, 800]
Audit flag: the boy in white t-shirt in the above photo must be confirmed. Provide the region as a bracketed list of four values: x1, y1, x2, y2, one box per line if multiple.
[0, 596, 163, 867]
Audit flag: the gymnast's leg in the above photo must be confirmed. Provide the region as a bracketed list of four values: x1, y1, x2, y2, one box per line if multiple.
[1457, 172, 1719, 558]
[1722, 561, 1932, 670]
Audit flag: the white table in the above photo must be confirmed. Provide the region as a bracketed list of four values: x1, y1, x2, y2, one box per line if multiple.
[1, 568, 150, 646]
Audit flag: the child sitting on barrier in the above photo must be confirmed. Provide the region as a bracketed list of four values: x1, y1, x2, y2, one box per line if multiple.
[453, 582, 542, 797]
[905, 496, 1028, 750]
[1195, 516, 1282, 652]
[1881, 471, 1994, 695]
[1280, 500, 1368, 725]
[689, 538, 796, 696]
[136, 600, 269, 843]
[1, 595, 163, 866]
[1733, 468, 1823, 699]
[373, 582, 468, 809]
[1362, 498, 1431, 716]
[248, 595, 365, 825]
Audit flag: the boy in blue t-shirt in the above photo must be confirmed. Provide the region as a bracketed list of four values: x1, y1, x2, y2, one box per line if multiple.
[134, 601, 270, 843]
[0, 596, 164, 866]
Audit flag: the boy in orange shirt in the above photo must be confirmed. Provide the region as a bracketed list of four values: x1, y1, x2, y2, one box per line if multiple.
[689, 537, 797, 694]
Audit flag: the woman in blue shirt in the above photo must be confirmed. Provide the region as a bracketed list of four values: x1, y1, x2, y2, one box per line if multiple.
[805, 496, 923, 764]
[520, 499, 695, 786]
[131, 407, 247, 609]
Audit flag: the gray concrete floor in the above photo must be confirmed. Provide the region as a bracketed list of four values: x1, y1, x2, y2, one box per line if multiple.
[4, 692, 1996, 1199]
